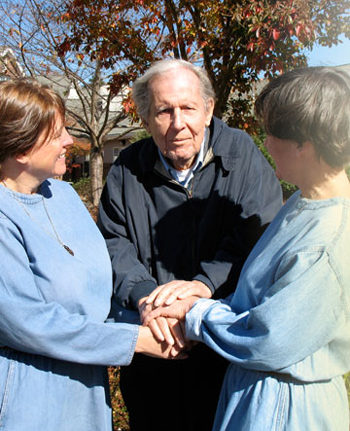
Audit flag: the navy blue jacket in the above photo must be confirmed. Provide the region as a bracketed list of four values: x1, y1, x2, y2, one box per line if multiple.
[98, 117, 283, 310]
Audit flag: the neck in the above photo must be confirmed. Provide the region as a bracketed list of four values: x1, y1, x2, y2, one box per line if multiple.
[1, 157, 43, 194]
[1, 176, 41, 194]
[300, 168, 350, 200]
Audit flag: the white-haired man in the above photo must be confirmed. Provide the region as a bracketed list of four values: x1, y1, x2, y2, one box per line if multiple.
[98, 59, 282, 431]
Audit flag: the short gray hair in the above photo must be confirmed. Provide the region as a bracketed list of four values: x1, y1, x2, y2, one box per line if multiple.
[132, 59, 216, 120]
[255, 66, 350, 168]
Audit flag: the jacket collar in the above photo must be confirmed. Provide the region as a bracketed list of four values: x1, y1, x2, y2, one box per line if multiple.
[209, 117, 242, 172]
[139, 116, 242, 175]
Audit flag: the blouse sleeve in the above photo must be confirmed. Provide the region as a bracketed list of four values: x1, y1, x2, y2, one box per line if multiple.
[0, 215, 138, 367]
[185, 249, 348, 372]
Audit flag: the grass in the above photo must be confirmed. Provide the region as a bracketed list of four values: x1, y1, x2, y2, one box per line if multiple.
[108, 367, 130, 431]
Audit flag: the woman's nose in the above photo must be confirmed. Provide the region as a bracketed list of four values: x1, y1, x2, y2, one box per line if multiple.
[63, 128, 74, 147]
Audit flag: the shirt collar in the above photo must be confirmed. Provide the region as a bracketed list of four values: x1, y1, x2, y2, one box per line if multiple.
[158, 128, 209, 187]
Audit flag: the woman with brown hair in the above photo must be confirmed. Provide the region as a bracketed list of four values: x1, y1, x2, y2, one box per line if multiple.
[0, 78, 177, 431]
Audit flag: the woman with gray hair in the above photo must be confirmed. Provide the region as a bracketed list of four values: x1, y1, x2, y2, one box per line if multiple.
[144, 66, 350, 431]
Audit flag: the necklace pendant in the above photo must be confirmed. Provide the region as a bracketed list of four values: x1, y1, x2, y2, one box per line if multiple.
[63, 244, 75, 256]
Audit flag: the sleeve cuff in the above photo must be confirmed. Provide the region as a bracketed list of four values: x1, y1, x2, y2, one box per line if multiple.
[129, 280, 158, 309]
[193, 274, 215, 294]
[185, 298, 216, 341]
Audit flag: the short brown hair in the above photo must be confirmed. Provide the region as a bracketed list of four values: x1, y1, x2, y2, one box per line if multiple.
[0, 78, 65, 169]
[255, 67, 350, 168]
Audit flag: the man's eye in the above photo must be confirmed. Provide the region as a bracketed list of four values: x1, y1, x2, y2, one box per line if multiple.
[157, 108, 170, 115]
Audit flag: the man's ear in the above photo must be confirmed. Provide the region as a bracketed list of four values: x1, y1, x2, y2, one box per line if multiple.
[142, 118, 150, 133]
[205, 98, 215, 127]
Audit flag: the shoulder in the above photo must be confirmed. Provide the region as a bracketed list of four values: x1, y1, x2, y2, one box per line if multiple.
[282, 196, 350, 254]
[43, 178, 78, 198]
[209, 118, 273, 179]
[210, 117, 260, 158]
[42, 179, 87, 211]
[119, 137, 156, 164]
[108, 137, 158, 180]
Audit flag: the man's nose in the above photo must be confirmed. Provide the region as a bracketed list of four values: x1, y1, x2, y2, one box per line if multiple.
[171, 109, 184, 129]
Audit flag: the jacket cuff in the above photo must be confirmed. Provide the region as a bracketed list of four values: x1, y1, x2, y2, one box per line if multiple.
[129, 280, 158, 310]
[193, 274, 215, 295]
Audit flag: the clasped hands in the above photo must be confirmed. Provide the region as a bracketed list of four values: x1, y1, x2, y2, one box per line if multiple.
[136, 280, 211, 359]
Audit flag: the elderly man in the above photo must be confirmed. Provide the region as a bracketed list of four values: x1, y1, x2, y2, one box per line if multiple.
[98, 59, 282, 431]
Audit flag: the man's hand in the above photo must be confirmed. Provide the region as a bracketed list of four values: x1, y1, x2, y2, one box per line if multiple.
[146, 280, 212, 308]
[143, 296, 199, 326]
[138, 280, 210, 351]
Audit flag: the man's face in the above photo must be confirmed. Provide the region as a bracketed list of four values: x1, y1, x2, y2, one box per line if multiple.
[144, 68, 214, 171]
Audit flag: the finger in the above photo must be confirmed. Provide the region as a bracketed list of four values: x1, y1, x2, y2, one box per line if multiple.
[153, 282, 184, 307]
[143, 302, 174, 325]
[164, 282, 195, 305]
[140, 301, 158, 324]
[170, 345, 188, 359]
[145, 284, 166, 304]
[167, 318, 186, 349]
[178, 282, 212, 300]
[148, 319, 165, 342]
[156, 316, 175, 346]
[147, 281, 185, 307]
[165, 285, 193, 305]
[145, 284, 177, 307]
[153, 286, 176, 307]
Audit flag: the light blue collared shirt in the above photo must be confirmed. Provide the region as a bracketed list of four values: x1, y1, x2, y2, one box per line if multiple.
[158, 128, 209, 188]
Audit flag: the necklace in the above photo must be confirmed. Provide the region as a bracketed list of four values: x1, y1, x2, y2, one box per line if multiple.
[1, 179, 74, 256]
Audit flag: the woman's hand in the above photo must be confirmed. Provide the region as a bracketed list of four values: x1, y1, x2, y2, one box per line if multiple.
[135, 325, 187, 359]
[145, 280, 211, 308]
[142, 296, 199, 326]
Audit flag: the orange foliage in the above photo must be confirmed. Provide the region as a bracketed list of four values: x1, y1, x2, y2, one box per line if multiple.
[57, 0, 350, 128]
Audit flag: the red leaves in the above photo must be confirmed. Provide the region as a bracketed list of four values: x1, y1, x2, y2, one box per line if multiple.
[57, 40, 71, 57]
[247, 41, 255, 52]
[296, 23, 303, 36]
[56, 0, 349, 121]
[272, 29, 280, 41]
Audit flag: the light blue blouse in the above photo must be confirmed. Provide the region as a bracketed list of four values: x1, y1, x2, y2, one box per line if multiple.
[0, 179, 138, 431]
[186, 191, 350, 431]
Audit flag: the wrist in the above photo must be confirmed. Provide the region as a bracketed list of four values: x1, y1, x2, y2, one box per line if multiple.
[135, 326, 151, 354]
[192, 280, 212, 298]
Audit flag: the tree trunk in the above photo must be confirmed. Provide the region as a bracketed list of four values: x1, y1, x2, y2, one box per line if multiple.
[90, 146, 104, 206]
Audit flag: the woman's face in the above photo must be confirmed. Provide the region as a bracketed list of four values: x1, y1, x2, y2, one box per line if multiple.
[26, 116, 74, 182]
[264, 135, 301, 183]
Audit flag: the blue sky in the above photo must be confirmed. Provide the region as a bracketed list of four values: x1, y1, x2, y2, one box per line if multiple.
[305, 36, 350, 66]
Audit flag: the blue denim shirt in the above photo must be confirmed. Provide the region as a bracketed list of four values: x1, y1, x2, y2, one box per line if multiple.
[186, 191, 350, 431]
[0, 180, 138, 431]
